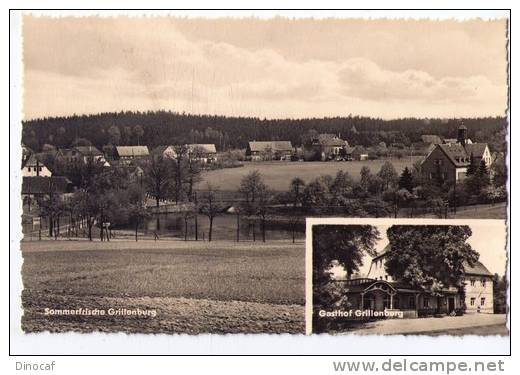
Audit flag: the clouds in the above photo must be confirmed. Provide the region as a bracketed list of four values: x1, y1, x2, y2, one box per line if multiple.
[22, 16, 508, 119]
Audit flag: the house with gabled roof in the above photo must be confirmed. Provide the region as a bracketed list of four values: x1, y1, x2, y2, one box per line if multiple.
[303, 133, 348, 161]
[115, 146, 149, 164]
[21, 153, 53, 177]
[420, 125, 492, 184]
[56, 146, 110, 167]
[246, 141, 293, 161]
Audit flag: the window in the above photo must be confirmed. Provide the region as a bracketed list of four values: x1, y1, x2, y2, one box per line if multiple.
[470, 297, 476, 306]
[481, 298, 486, 306]
[385, 275, 388, 281]
[481, 279, 486, 287]
[470, 279, 475, 286]
[27, 167, 31, 172]
[409, 296, 416, 309]
[423, 297, 430, 308]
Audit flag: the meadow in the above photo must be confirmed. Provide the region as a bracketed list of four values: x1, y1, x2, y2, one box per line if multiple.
[198, 158, 420, 191]
[21, 240, 305, 334]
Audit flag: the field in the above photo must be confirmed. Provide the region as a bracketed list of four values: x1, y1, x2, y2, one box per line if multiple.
[199, 158, 420, 191]
[21, 240, 305, 334]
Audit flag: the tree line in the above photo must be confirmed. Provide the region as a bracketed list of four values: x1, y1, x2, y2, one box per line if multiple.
[22, 110, 507, 153]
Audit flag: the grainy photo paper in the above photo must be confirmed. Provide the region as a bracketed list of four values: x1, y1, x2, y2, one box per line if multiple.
[12, 10, 509, 352]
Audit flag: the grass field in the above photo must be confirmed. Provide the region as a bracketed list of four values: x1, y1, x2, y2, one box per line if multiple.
[21, 240, 305, 334]
[199, 158, 420, 191]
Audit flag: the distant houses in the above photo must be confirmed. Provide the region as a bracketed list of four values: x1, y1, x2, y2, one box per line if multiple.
[187, 144, 217, 163]
[114, 146, 150, 163]
[151, 144, 218, 163]
[21, 154, 53, 177]
[420, 125, 492, 184]
[246, 141, 293, 161]
[351, 146, 369, 161]
[304, 134, 348, 161]
[56, 145, 110, 167]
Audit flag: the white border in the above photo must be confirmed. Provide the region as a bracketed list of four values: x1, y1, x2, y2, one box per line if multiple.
[9, 8, 511, 357]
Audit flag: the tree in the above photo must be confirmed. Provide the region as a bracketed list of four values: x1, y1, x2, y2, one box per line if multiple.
[312, 224, 379, 288]
[172, 144, 189, 203]
[143, 155, 172, 230]
[288, 177, 306, 242]
[107, 125, 121, 145]
[238, 171, 268, 241]
[398, 166, 414, 192]
[359, 166, 372, 192]
[199, 184, 224, 242]
[134, 125, 144, 145]
[385, 225, 479, 300]
[377, 161, 398, 191]
[185, 146, 204, 200]
[71, 137, 92, 147]
[493, 273, 507, 314]
[491, 157, 507, 187]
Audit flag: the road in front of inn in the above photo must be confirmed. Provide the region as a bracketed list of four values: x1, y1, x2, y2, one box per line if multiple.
[355, 314, 507, 335]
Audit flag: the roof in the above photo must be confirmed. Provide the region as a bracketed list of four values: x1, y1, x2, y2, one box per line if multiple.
[22, 153, 51, 169]
[438, 143, 471, 167]
[433, 143, 488, 167]
[464, 143, 488, 158]
[74, 146, 103, 156]
[314, 134, 347, 147]
[421, 135, 443, 144]
[464, 260, 493, 277]
[248, 141, 293, 152]
[22, 176, 72, 195]
[187, 144, 217, 154]
[116, 146, 149, 157]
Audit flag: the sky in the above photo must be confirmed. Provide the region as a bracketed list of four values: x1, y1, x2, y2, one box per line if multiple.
[22, 16, 508, 120]
[331, 222, 508, 279]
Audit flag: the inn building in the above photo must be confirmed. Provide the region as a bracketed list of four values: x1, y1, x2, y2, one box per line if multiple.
[334, 245, 494, 318]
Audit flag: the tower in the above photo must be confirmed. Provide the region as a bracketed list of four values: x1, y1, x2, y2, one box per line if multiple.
[457, 123, 468, 146]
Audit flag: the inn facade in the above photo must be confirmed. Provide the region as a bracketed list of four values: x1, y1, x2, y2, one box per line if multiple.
[334, 245, 494, 318]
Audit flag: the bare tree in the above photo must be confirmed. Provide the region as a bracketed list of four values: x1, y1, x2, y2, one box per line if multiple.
[199, 183, 223, 242]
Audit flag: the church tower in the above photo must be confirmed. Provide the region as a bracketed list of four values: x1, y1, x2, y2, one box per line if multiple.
[457, 123, 468, 146]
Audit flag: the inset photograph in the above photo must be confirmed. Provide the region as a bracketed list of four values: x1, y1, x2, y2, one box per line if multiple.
[307, 219, 508, 335]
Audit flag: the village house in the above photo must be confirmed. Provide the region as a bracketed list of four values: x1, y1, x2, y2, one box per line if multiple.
[56, 146, 110, 167]
[335, 245, 494, 318]
[420, 124, 492, 184]
[21, 153, 53, 177]
[22, 175, 73, 211]
[303, 134, 348, 161]
[351, 146, 369, 161]
[246, 141, 293, 161]
[187, 144, 218, 163]
[114, 145, 150, 164]
[151, 144, 218, 163]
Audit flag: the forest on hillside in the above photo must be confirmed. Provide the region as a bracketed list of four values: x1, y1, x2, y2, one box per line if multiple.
[21, 111, 508, 153]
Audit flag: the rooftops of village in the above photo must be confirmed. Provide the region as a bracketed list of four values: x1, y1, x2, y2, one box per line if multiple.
[115, 145, 150, 158]
[314, 133, 348, 147]
[22, 176, 73, 195]
[247, 141, 293, 152]
[187, 144, 217, 154]
[73, 145, 104, 156]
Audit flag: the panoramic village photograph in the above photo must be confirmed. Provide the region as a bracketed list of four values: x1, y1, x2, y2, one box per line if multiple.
[310, 221, 508, 335]
[18, 16, 508, 334]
